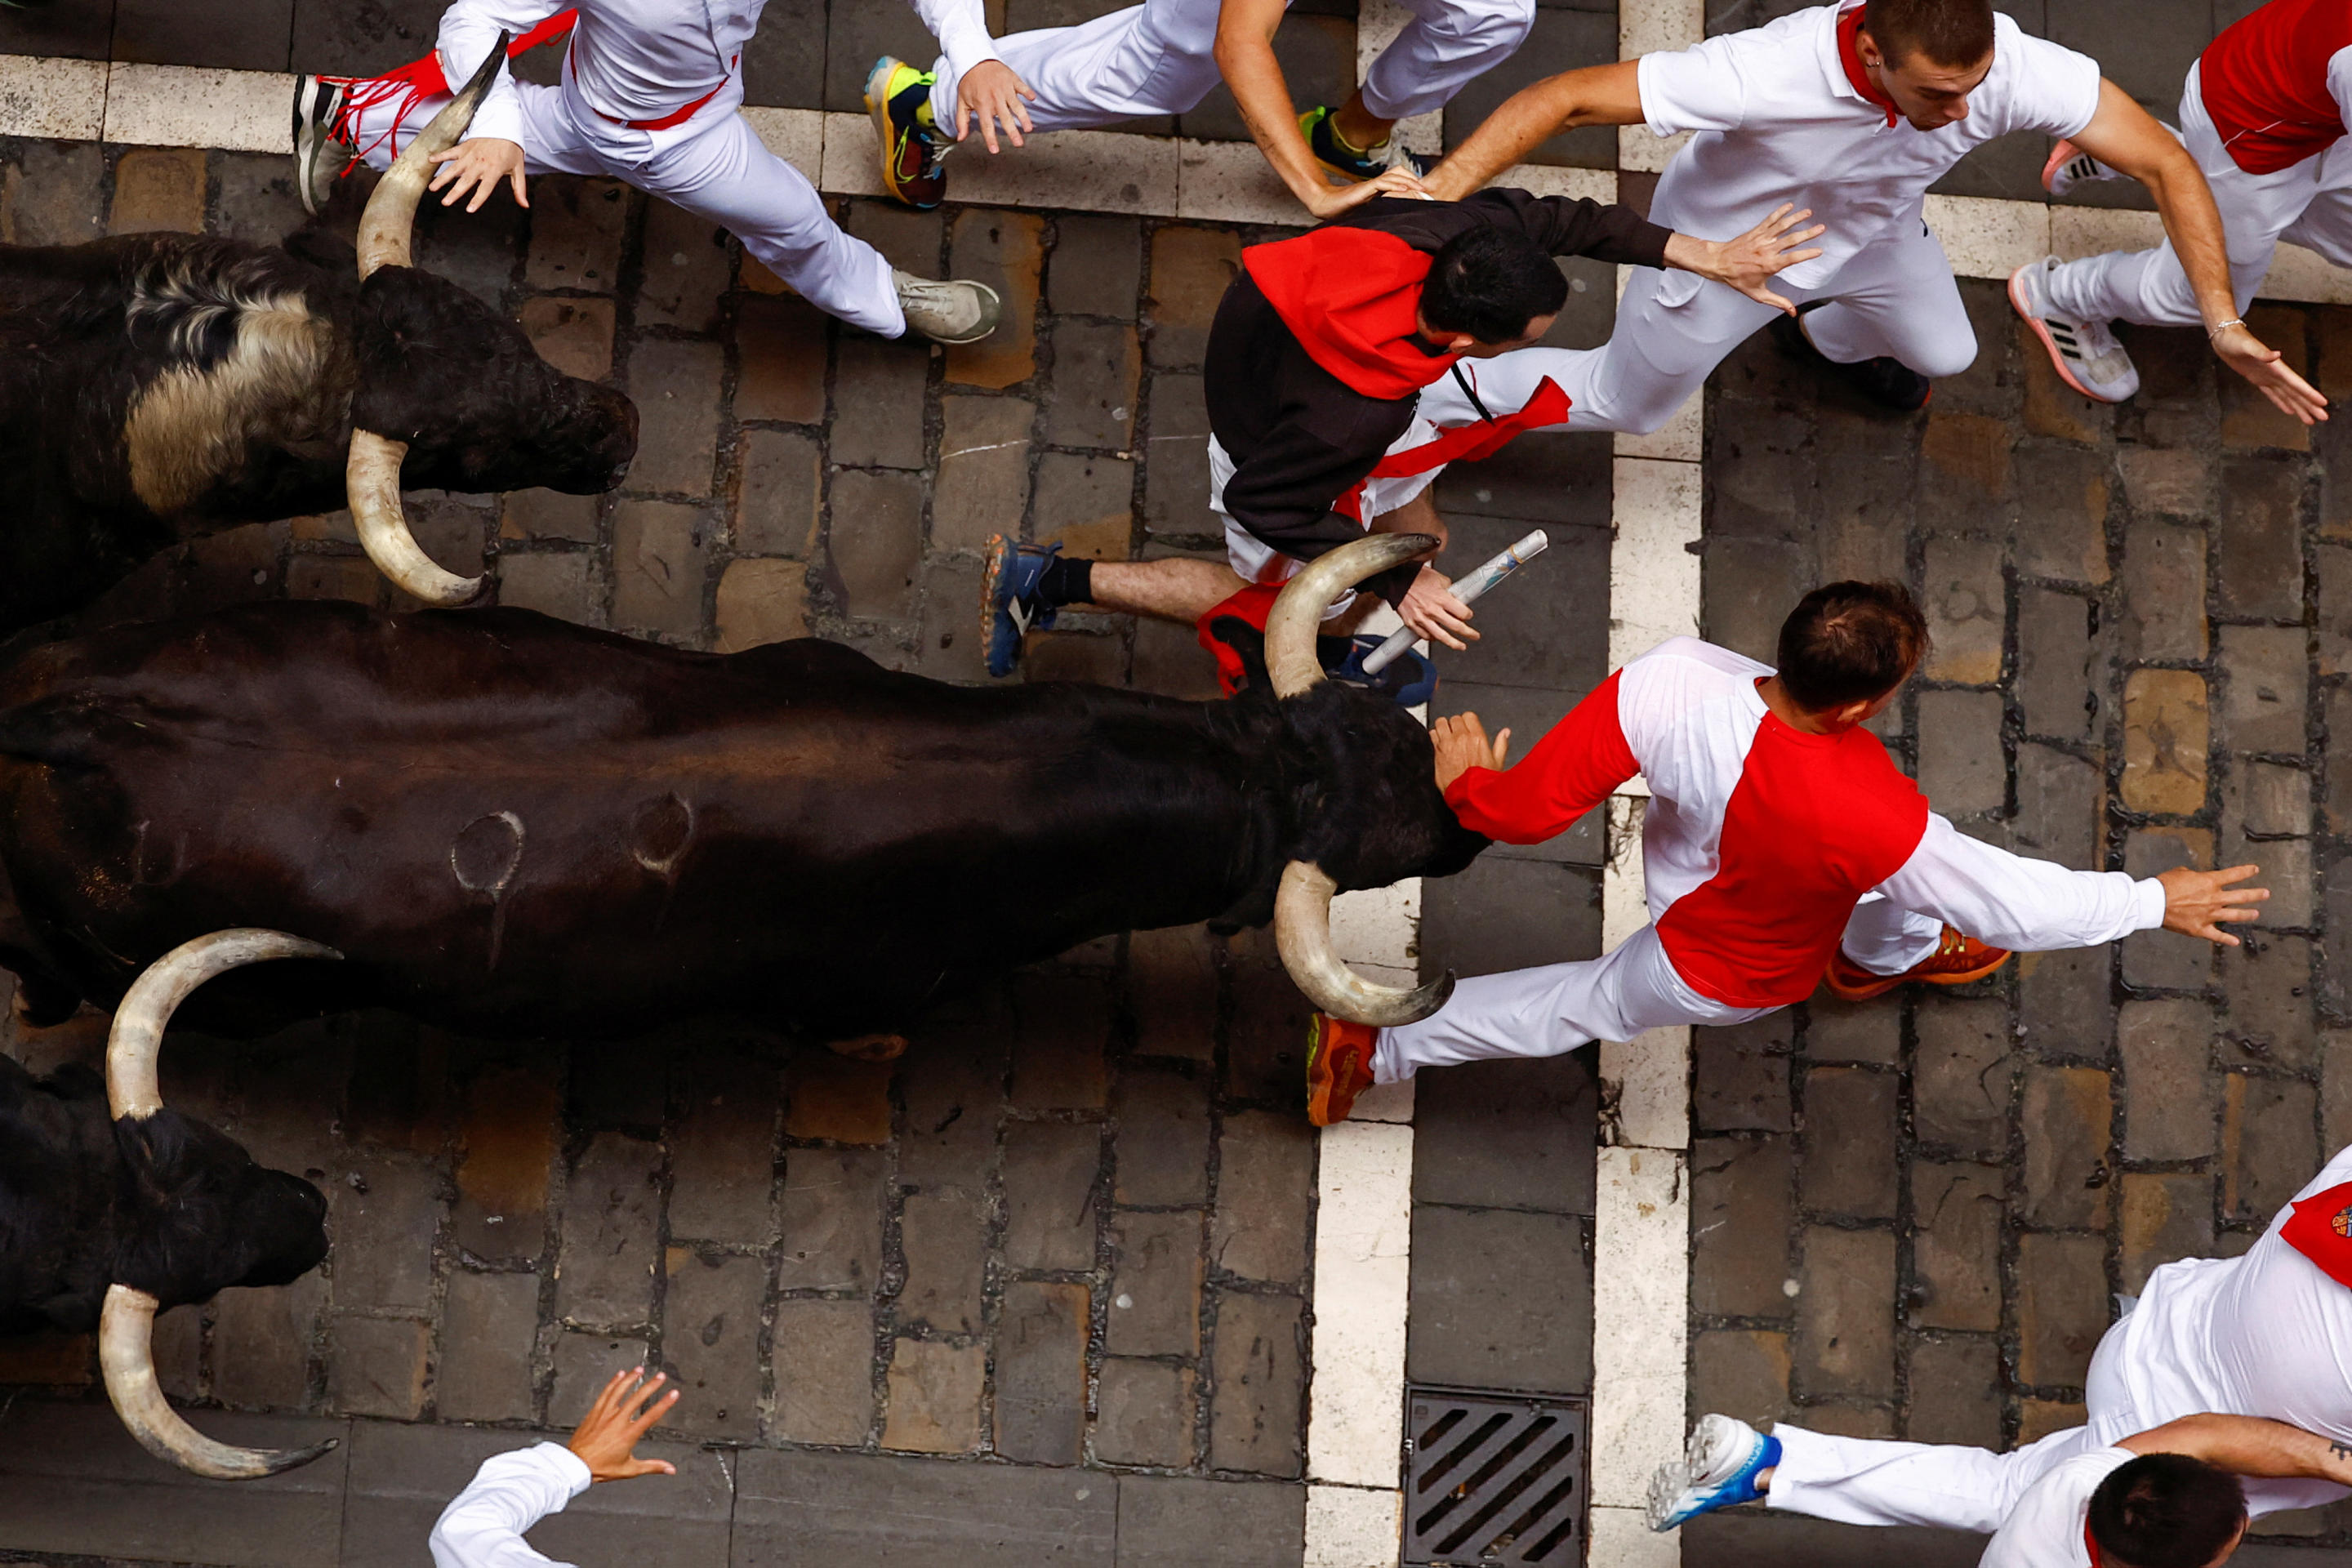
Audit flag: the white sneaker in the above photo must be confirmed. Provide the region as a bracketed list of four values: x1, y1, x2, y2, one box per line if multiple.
[893, 270, 1001, 345]
[1646, 1414, 1779, 1531]
[2009, 256, 2140, 403]
[292, 74, 351, 218]
[2042, 137, 2122, 198]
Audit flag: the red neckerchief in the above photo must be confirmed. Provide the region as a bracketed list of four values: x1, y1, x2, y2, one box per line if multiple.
[1838, 5, 1901, 128]
[1332, 376, 1573, 522]
[1242, 227, 1463, 400]
[2083, 1519, 2101, 1566]
[2278, 1181, 2352, 1287]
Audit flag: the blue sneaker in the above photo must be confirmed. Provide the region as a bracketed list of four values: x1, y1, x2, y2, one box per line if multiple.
[980, 534, 1061, 679]
[1646, 1414, 1781, 1531]
[1324, 634, 1437, 709]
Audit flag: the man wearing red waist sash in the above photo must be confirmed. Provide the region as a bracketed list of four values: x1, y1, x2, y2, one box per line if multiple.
[292, 0, 1002, 345]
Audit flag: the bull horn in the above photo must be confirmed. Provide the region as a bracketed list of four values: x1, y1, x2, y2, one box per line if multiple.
[108, 929, 342, 1121]
[1263, 532, 1440, 699]
[1274, 861, 1454, 1028]
[356, 33, 510, 279]
[100, 1285, 341, 1479]
[103, 931, 342, 1479]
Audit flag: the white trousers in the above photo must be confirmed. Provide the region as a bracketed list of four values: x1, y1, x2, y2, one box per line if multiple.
[1417, 220, 1980, 437]
[1372, 899, 1941, 1082]
[353, 63, 903, 336]
[1206, 421, 1445, 620]
[930, 0, 1534, 130]
[2043, 62, 2352, 327]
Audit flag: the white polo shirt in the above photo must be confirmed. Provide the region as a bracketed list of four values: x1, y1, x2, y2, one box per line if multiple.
[1634, 2, 2103, 289]
[1980, 1448, 2130, 1568]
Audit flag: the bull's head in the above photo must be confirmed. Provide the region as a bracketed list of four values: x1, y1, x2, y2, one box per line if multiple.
[1257, 534, 1486, 1027]
[97, 931, 342, 1480]
[345, 42, 637, 605]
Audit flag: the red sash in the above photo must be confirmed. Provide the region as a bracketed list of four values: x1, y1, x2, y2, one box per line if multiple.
[2279, 1181, 2352, 1288]
[327, 12, 581, 167]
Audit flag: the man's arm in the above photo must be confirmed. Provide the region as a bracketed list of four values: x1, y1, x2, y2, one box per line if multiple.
[425, 0, 574, 212]
[1423, 61, 1646, 203]
[2069, 78, 2328, 425]
[1439, 673, 1638, 844]
[2125, 1414, 2352, 1485]
[1213, 0, 1430, 219]
[905, 0, 1035, 152]
[428, 1445, 589, 1568]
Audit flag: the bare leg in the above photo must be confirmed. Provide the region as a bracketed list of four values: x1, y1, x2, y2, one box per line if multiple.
[1084, 557, 1381, 634]
[1332, 92, 1396, 154]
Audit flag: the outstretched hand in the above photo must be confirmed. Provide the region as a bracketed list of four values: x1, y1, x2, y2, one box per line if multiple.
[956, 60, 1037, 153]
[428, 136, 528, 212]
[1664, 204, 1826, 315]
[2158, 863, 2269, 946]
[567, 1368, 679, 1483]
[1432, 713, 1510, 791]
[1303, 166, 1432, 218]
[2212, 321, 2329, 425]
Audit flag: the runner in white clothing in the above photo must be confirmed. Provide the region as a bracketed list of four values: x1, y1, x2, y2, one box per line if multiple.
[1413, 0, 2325, 428]
[865, 0, 1519, 216]
[292, 1, 1002, 345]
[429, 1367, 678, 1568]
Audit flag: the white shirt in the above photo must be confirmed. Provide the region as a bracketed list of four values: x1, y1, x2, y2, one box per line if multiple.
[1980, 1449, 2132, 1568]
[1634, 2, 2104, 288]
[429, 1442, 593, 1568]
[434, 0, 756, 145]
[902, 0, 1006, 92]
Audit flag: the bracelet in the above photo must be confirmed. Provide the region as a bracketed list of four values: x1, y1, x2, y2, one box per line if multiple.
[2207, 317, 2246, 338]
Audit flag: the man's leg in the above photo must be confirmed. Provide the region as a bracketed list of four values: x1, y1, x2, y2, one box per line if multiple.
[1336, 0, 1536, 149]
[1797, 224, 1980, 381]
[934, 0, 1225, 132]
[1763, 1422, 2102, 1532]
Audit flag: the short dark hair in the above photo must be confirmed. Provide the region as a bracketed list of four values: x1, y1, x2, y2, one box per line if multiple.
[2088, 1454, 2246, 1568]
[1420, 225, 1569, 345]
[1861, 0, 1997, 69]
[1775, 581, 1930, 712]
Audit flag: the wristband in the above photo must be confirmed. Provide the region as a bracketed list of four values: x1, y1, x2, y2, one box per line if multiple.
[2207, 317, 2246, 339]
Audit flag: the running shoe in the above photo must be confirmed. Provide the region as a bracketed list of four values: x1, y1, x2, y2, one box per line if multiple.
[1824, 925, 2011, 1001]
[1647, 1414, 1782, 1531]
[866, 56, 950, 210]
[1325, 633, 1438, 709]
[1769, 310, 1931, 412]
[2042, 137, 2120, 198]
[2010, 255, 2140, 403]
[893, 269, 1003, 345]
[292, 74, 352, 218]
[1299, 104, 1434, 185]
[980, 535, 1062, 678]
[1306, 1012, 1379, 1126]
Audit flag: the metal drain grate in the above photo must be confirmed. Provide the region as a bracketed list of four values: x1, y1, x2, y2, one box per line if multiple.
[1401, 1386, 1588, 1566]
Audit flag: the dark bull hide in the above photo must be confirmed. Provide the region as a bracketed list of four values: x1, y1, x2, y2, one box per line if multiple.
[0, 44, 635, 641]
[0, 532, 1486, 1477]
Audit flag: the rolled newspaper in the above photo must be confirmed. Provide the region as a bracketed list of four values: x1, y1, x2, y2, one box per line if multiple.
[1357, 528, 1549, 676]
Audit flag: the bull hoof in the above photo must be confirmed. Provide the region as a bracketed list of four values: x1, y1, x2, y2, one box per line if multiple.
[827, 1032, 907, 1062]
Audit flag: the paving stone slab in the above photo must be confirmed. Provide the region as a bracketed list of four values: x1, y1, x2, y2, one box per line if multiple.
[733, 1450, 1119, 1565]
[1115, 1475, 1305, 1566]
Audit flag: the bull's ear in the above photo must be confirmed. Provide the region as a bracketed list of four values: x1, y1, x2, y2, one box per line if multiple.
[278, 227, 359, 274]
[1206, 616, 1270, 692]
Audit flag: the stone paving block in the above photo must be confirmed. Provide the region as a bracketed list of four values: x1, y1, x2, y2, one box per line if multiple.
[936, 394, 1036, 554]
[2121, 669, 2209, 815]
[504, 485, 603, 545]
[734, 1448, 1118, 1564]
[1004, 1120, 1105, 1273]
[499, 550, 604, 625]
[715, 556, 811, 652]
[1919, 536, 2006, 686]
[1915, 688, 2005, 817]
[1408, 1205, 1592, 1395]
[2224, 1072, 2319, 1227]
[1910, 1162, 2003, 1334]
[526, 178, 630, 292]
[522, 295, 616, 382]
[550, 1331, 653, 1428]
[450, 1059, 559, 1265]
[1047, 318, 1143, 451]
[332, 1156, 441, 1315]
[2015, 586, 2097, 742]
[1142, 371, 1214, 538]
[898, 1018, 1008, 1190]
[635, 202, 732, 333]
[735, 294, 831, 425]
[2014, 745, 2103, 872]
[329, 1313, 429, 1419]
[736, 428, 821, 557]
[772, 1297, 875, 1446]
[844, 200, 943, 278]
[667, 1049, 779, 1245]
[661, 1250, 765, 1441]
[2328, 1032, 2352, 1154]
[1211, 1111, 1314, 1285]
[948, 209, 1046, 390]
[1799, 1067, 1898, 1221]
[832, 337, 932, 470]
[1901, 1334, 2002, 1449]
[1049, 215, 1145, 319]
[556, 1132, 663, 1330]
[1420, 857, 1601, 980]
[2021, 1067, 2114, 1229]
[1096, 1357, 1197, 1468]
[109, 147, 206, 234]
[1128, 924, 1218, 1060]
[437, 1270, 540, 1423]
[212, 1269, 326, 1409]
[2123, 827, 2218, 991]
[1013, 971, 1114, 1111]
[1795, 1227, 1895, 1401]
[1411, 1055, 1596, 1214]
[1113, 1068, 1214, 1207]
[2115, 519, 2209, 662]
[1690, 1330, 1795, 1430]
[2223, 934, 2319, 1071]
[2122, 1172, 2216, 1296]
[1225, 964, 1311, 1108]
[1, 143, 107, 244]
[1036, 451, 1136, 560]
[1695, 1013, 1794, 1134]
[1145, 227, 1241, 370]
[1440, 514, 1610, 692]
[626, 338, 724, 497]
[826, 467, 925, 620]
[2321, 546, 2352, 677]
[1117, 1475, 1305, 1568]
[2020, 947, 2115, 1065]
[996, 1281, 1089, 1464]
[1915, 997, 2012, 1157]
[1692, 1136, 1794, 1320]
[1683, 1513, 1984, 1568]
[2219, 625, 2310, 755]
[884, 1338, 987, 1454]
[612, 499, 712, 641]
[900, 1188, 988, 1335]
[1107, 1209, 1205, 1356]
[1209, 1290, 1306, 1479]
[2017, 1232, 2109, 1388]
[2118, 447, 2211, 519]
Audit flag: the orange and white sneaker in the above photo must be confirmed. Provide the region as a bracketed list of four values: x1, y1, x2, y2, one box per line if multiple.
[1306, 1013, 1379, 1126]
[1824, 926, 2011, 1001]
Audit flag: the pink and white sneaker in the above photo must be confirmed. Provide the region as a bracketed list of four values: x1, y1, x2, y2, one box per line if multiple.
[2011, 256, 2140, 403]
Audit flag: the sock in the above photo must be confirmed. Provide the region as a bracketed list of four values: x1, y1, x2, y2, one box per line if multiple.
[891, 78, 938, 131]
[1037, 555, 1093, 607]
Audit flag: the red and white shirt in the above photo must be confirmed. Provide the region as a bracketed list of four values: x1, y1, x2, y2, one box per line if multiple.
[1443, 639, 2164, 1009]
[2198, 0, 2352, 176]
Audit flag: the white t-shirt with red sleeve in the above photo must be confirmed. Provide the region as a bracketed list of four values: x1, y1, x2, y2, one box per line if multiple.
[1633, 2, 2103, 290]
[2198, 0, 2352, 174]
[1442, 638, 2163, 1009]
